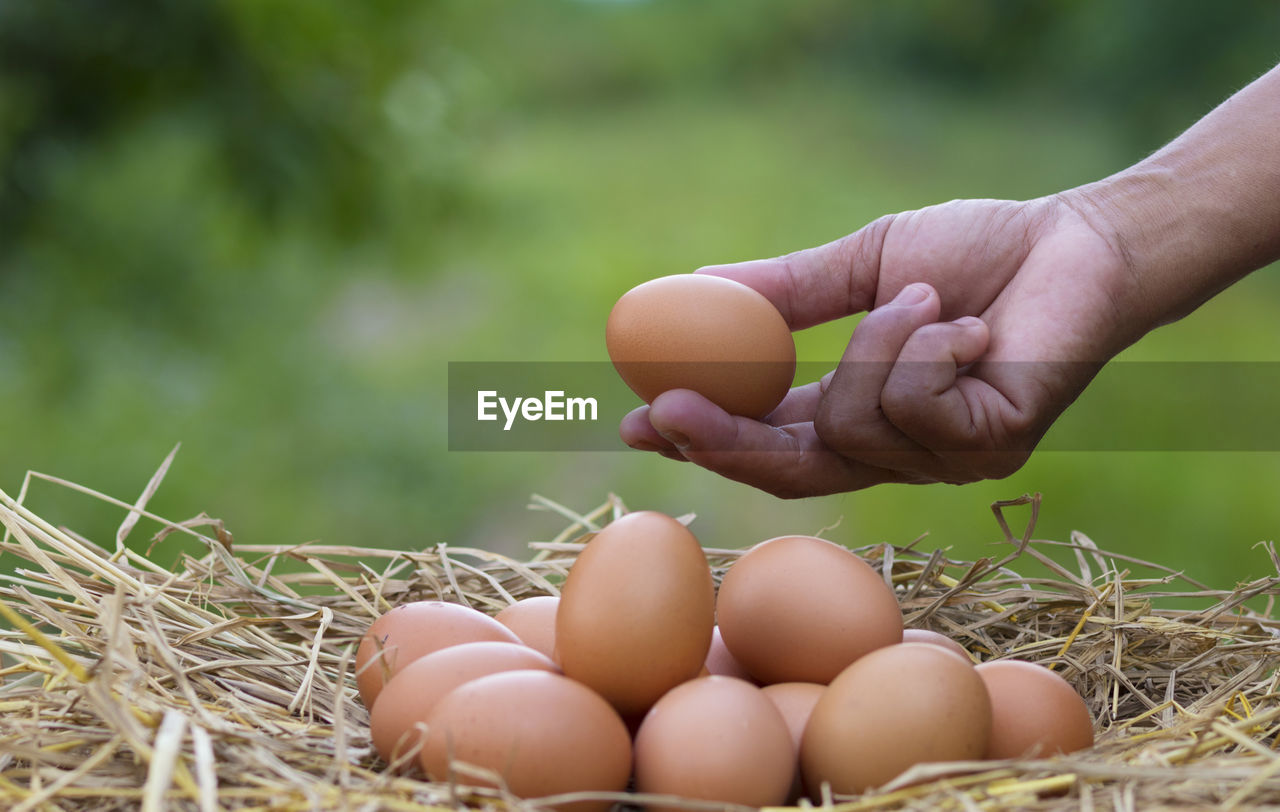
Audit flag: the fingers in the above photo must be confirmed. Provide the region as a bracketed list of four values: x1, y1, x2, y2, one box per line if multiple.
[693, 213, 900, 330]
[883, 316, 1030, 480]
[618, 286, 1030, 492]
[619, 380, 823, 456]
[814, 283, 942, 463]
[640, 389, 916, 498]
[619, 379, 834, 480]
[816, 300, 1028, 481]
[762, 380, 824, 426]
[881, 316, 993, 451]
[619, 405, 689, 461]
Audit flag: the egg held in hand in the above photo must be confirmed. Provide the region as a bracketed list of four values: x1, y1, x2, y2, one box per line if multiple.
[606, 274, 796, 419]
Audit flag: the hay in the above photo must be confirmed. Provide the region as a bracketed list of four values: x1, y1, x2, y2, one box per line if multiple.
[2, 459, 1280, 811]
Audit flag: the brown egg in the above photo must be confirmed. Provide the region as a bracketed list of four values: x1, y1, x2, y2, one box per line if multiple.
[606, 274, 796, 419]
[976, 660, 1094, 759]
[354, 600, 520, 709]
[704, 625, 753, 681]
[902, 628, 972, 662]
[802, 643, 992, 795]
[634, 676, 795, 810]
[556, 511, 715, 717]
[369, 641, 558, 766]
[495, 595, 560, 660]
[717, 536, 903, 684]
[761, 682, 825, 753]
[421, 670, 632, 812]
[761, 682, 825, 803]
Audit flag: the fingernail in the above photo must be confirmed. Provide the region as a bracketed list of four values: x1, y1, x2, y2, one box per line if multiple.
[894, 284, 930, 306]
[660, 430, 691, 449]
[955, 316, 985, 329]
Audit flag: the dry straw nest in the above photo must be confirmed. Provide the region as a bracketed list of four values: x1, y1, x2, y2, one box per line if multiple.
[3, 454, 1280, 811]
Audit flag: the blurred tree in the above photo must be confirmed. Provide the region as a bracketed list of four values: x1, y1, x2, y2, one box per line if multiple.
[3, 0, 1276, 257]
[1, 0, 1278, 579]
[0, 0, 487, 392]
[835, 0, 1280, 148]
[0, 0, 444, 243]
[474, 0, 1280, 150]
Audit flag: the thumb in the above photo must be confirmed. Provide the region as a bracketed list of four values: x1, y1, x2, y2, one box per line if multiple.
[693, 214, 898, 330]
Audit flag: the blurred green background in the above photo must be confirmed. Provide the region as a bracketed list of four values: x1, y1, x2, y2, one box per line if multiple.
[3, 0, 1280, 588]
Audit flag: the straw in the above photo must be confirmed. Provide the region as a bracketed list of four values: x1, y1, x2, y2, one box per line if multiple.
[2, 456, 1280, 810]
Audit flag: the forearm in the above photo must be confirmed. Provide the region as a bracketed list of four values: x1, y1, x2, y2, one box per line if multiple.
[1063, 62, 1280, 333]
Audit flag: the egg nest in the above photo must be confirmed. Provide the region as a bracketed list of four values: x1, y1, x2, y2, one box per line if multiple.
[2, 460, 1280, 811]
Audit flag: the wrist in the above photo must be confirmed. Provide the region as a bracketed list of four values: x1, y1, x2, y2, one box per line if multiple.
[1055, 167, 1190, 329]
[1058, 63, 1280, 331]
[1060, 158, 1265, 331]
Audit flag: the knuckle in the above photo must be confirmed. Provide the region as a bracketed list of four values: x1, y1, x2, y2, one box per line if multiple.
[812, 401, 844, 448]
[879, 380, 917, 423]
[898, 323, 954, 359]
[839, 214, 896, 311]
[813, 402, 871, 458]
[851, 303, 899, 339]
[1000, 408, 1040, 442]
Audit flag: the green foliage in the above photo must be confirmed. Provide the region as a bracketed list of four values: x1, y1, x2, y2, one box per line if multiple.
[2, 1, 1279, 584]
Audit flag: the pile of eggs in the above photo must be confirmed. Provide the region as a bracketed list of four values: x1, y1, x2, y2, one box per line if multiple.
[357, 511, 1094, 809]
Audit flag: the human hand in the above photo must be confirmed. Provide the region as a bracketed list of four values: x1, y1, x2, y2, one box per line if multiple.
[622, 62, 1280, 497]
[619, 196, 1134, 497]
